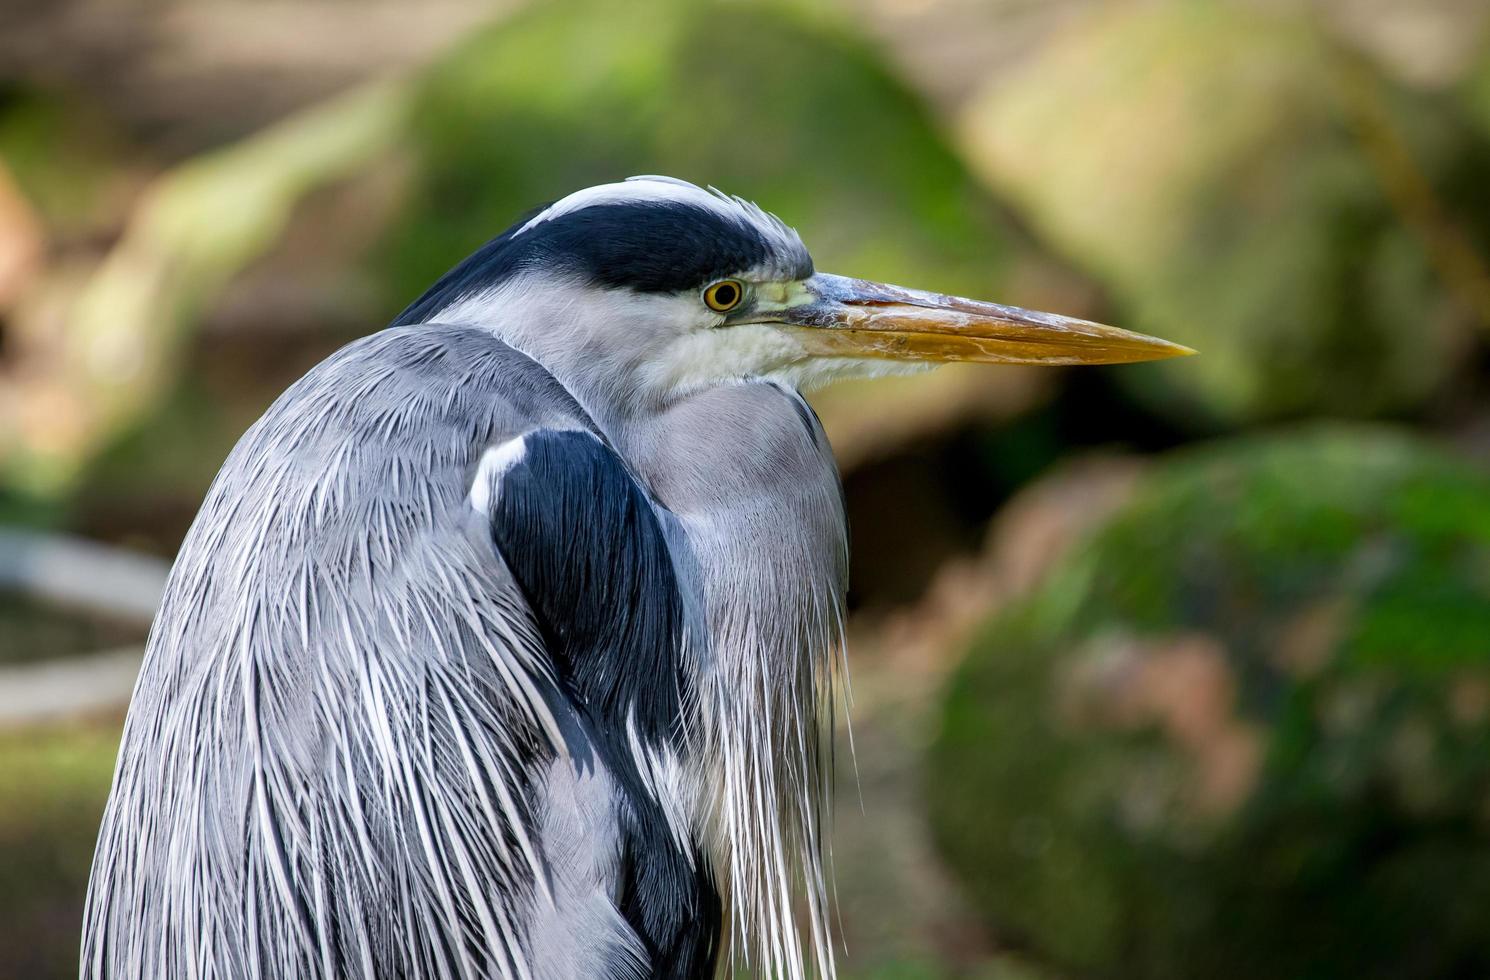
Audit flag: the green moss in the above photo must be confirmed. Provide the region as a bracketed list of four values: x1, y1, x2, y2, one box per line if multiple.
[931, 426, 1490, 978]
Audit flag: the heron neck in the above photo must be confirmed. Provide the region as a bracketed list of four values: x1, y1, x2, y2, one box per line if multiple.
[604, 383, 847, 980]
[435, 279, 683, 425]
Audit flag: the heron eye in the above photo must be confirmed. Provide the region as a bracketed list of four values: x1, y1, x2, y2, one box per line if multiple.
[703, 279, 744, 313]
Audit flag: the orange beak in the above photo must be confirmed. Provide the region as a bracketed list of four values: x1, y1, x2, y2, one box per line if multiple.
[774, 273, 1194, 366]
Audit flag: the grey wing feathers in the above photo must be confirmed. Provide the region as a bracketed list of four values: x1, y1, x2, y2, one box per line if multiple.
[81, 327, 632, 979]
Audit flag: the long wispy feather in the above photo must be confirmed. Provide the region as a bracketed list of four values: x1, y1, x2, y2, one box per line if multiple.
[83, 329, 575, 980]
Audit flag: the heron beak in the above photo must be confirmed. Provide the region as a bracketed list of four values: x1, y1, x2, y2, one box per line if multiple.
[773, 273, 1194, 366]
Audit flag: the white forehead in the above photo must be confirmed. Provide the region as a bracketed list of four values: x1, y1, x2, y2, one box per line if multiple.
[514, 175, 804, 269]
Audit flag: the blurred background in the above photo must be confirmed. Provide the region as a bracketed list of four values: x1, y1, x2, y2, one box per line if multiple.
[5, 0, 1490, 976]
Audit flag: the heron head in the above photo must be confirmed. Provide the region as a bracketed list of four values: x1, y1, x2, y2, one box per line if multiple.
[394, 176, 1192, 406]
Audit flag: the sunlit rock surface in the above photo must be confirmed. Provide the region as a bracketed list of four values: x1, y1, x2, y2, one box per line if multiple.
[958, 2, 1490, 426]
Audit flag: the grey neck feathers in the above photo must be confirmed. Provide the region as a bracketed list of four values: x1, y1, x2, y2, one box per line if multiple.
[609, 386, 848, 980]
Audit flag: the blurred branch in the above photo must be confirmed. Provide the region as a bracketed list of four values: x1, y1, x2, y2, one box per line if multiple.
[0, 529, 164, 727]
[2, 77, 413, 493]
[0, 528, 167, 622]
[0, 645, 143, 728]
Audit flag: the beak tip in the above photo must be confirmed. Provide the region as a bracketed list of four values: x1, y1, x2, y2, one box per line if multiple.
[1119, 331, 1196, 363]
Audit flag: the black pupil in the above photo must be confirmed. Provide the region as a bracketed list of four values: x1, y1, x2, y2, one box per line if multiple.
[713, 283, 737, 307]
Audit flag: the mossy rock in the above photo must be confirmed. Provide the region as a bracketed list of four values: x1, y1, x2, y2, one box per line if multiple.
[930, 426, 1490, 979]
[959, 2, 1490, 426]
[379, 0, 1036, 314]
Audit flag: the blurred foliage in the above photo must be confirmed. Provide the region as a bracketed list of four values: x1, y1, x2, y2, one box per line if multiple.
[1465, 32, 1490, 139]
[932, 426, 1490, 978]
[0, 594, 143, 666]
[382, 0, 1034, 312]
[960, 1, 1490, 427]
[848, 955, 1061, 980]
[0, 721, 119, 980]
[1, 80, 409, 497]
[0, 86, 136, 237]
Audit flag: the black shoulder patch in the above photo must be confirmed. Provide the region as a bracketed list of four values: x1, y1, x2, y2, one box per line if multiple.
[482, 429, 719, 975]
[485, 430, 685, 738]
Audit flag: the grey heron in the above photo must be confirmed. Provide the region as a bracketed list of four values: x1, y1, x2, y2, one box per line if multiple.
[82, 176, 1190, 979]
